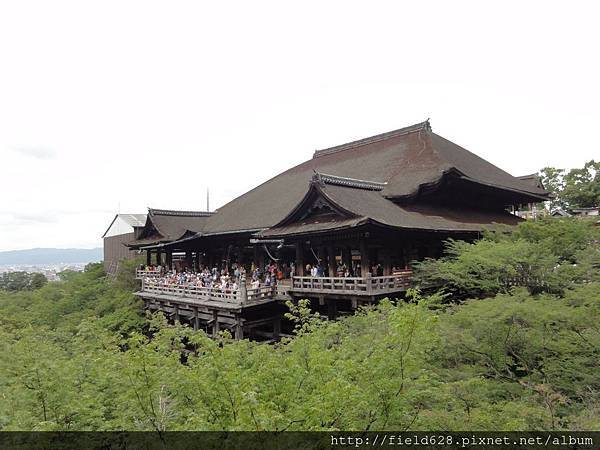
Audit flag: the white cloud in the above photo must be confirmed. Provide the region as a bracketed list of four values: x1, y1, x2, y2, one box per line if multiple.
[12, 146, 56, 160]
[0, 0, 599, 250]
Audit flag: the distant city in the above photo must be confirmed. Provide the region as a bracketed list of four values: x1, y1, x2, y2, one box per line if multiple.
[0, 248, 103, 280]
[0, 263, 90, 280]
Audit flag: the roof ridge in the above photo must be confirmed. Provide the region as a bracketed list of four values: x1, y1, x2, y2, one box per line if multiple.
[148, 208, 214, 217]
[312, 120, 431, 159]
[313, 171, 387, 191]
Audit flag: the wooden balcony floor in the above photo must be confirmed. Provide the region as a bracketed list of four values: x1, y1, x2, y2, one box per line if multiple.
[136, 290, 279, 311]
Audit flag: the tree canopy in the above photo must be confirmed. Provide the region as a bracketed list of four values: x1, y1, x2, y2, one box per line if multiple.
[540, 159, 600, 210]
[0, 220, 598, 431]
[0, 271, 47, 292]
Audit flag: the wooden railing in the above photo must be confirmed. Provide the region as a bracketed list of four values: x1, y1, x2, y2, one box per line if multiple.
[291, 272, 412, 295]
[136, 269, 162, 279]
[141, 279, 277, 305]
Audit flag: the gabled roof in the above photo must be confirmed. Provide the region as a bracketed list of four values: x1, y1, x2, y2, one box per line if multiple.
[102, 213, 147, 238]
[517, 173, 546, 191]
[145, 208, 213, 240]
[128, 208, 214, 248]
[201, 121, 549, 235]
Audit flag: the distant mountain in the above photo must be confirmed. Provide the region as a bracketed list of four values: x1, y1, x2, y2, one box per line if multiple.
[0, 248, 103, 265]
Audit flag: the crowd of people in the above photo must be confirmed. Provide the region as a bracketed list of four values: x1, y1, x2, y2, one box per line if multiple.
[140, 259, 410, 292]
[140, 262, 286, 292]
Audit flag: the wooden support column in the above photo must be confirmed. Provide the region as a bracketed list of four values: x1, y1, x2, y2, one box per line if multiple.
[185, 250, 192, 269]
[273, 317, 281, 340]
[234, 315, 244, 340]
[212, 310, 219, 336]
[173, 304, 180, 323]
[239, 276, 247, 304]
[146, 250, 152, 266]
[257, 246, 265, 270]
[327, 298, 337, 320]
[317, 246, 325, 272]
[359, 239, 370, 277]
[327, 245, 336, 277]
[156, 249, 163, 266]
[193, 307, 199, 331]
[165, 251, 173, 270]
[237, 245, 244, 266]
[382, 248, 392, 276]
[295, 242, 304, 276]
[342, 247, 352, 272]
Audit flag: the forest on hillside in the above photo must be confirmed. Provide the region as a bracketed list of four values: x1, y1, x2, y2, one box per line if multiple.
[0, 218, 599, 431]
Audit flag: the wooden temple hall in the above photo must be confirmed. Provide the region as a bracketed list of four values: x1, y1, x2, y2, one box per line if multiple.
[127, 121, 550, 339]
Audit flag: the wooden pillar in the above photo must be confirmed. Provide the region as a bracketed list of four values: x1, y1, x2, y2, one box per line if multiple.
[295, 242, 304, 276]
[273, 317, 281, 340]
[165, 251, 173, 270]
[359, 239, 370, 277]
[235, 315, 244, 340]
[212, 310, 219, 336]
[237, 245, 244, 266]
[382, 248, 392, 276]
[156, 249, 163, 266]
[317, 246, 325, 272]
[193, 307, 199, 331]
[257, 246, 265, 270]
[185, 250, 192, 269]
[173, 305, 180, 323]
[327, 298, 337, 320]
[327, 245, 336, 277]
[239, 276, 247, 304]
[146, 250, 152, 266]
[342, 247, 352, 272]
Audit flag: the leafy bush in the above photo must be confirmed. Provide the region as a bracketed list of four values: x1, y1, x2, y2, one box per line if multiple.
[413, 218, 599, 297]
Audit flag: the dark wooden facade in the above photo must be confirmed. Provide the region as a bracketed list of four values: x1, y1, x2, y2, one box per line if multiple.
[127, 121, 551, 339]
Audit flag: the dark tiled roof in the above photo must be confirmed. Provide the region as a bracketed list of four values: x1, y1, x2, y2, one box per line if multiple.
[133, 209, 214, 246]
[147, 208, 213, 240]
[202, 121, 549, 235]
[259, 180, 520, 238]
[517, 173, 545, 191]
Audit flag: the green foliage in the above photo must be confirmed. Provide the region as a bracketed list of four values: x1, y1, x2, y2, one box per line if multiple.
[0, 227, 598, 431]
[413, 218, 599, 297]
[0, 271, 47, 291]
[114, 257, 144, 292]
[540, 160, 600, 209]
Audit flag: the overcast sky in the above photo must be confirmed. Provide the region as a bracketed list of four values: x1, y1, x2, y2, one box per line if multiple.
[1, 1, 598, 251]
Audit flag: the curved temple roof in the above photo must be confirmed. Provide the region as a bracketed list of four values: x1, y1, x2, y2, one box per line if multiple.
[131, 121, 550, 249]
[200, 121, 549, 236]
[258, 173, 521, 238]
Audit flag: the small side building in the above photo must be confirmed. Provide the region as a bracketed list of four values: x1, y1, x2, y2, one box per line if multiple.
[102, 213, 147, 274]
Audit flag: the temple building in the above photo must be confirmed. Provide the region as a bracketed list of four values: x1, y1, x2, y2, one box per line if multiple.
[102, 213, 147, 274]
[127, 121, 550, 339]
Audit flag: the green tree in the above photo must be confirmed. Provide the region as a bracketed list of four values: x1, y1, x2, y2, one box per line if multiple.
[562, 160, 600, 208]
[0, 271, 48, 291]
[539, 166, 566, 210]
[540, 160, 600, 210]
